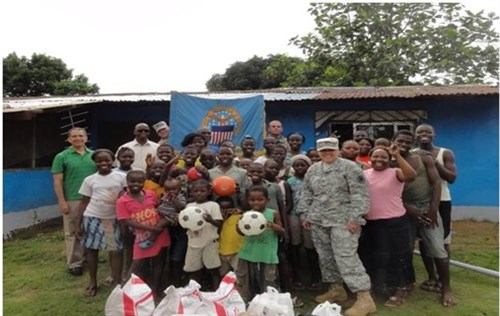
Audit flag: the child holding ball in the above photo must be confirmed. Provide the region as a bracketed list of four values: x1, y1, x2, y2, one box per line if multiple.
[116, 170, 170, 298]
[235, 185, 285, 303]
[183, 179, 223, 290]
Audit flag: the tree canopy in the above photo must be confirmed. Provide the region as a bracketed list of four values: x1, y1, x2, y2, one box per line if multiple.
[206, 3, 499, 90]
[3, 53, 99, 97]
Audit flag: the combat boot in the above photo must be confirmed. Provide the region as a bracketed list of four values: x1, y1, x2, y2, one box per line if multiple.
[314, 283, 348, 304]
[345, 291, 376, 316]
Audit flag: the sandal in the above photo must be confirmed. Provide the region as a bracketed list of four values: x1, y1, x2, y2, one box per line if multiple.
[292, 296, 304, 308]
[384, 295, 405, 307]
[420, 280, 441, 293]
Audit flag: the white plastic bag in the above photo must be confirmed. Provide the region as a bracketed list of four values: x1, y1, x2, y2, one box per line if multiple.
[202, 272, 246, 316]
[105, 273, 155, 316]
[153, 278, 234, 316]
[246, 286, 294, 316]
[311, 301, 342, 316]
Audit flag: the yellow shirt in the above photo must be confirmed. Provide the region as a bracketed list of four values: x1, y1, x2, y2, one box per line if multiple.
[144, 180, 164, 198]
[219, 214, 244, 256]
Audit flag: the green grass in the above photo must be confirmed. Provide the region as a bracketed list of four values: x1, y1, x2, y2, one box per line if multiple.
[3, 219, 499, 315]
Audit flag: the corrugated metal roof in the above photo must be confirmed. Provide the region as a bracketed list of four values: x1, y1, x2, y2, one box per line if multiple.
[3, 85, 497, 113]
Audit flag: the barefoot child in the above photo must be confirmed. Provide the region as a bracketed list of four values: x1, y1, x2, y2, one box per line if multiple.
[184, 179, 223, 290]
[235, 185, 285, 303]
[217, 196, 244, 276]
[116, 170, 170, 298]
[76, 149, 127, 297]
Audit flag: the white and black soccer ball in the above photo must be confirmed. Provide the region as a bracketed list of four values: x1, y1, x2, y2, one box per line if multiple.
[238, 211, 267, 236]
[179, 206, 206, 231]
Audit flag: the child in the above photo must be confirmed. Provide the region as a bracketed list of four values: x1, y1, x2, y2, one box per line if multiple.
[341, 140, 367, 169]
[374, 137, 391, 148]
[163, 176, 189, 287]
[208, 146, 248, 207]
[176, 144, 202, 170]
[116, 170, 170, 298]
[217, 196, 244, 276]
[183, 179, 223, 290]
[145, 160, 166, 197]
[235, 185, 285, 303]
[287, 155, 321, 291]
[306, 147, 321, 164]
[239, 135, 257, 161]
[239, 158, 253, 172]
[200, 149, 217, 170]
[270, 144, 294, 180]
[157, 144, 175, 164]
[76, 149, 127, 297]
[115, 146, 136, 278]
[115, 146, 135, 174]
[254, 136, 277, 166]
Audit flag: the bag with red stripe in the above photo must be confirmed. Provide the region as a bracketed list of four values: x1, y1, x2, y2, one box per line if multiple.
[105, 274, 155, 316]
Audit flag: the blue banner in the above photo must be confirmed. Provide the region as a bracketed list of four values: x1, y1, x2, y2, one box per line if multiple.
[170, 93, 265, 152]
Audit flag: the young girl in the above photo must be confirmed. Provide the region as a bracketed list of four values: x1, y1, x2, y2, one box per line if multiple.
[115, 147, 135, 174]
[287, 155, 321, 291]
[183, 179, 223, 290]
[235, 185, 285, 303]
[116, 170, 170, 298]
[76, 149, 127, 297]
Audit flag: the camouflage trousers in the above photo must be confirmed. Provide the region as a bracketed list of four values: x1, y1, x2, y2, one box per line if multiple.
[311, 224, 371, 292]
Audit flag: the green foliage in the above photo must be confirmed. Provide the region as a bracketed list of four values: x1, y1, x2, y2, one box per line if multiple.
[3, 52, 100, 97]
[206, 54, 305, 91]
[290, 3, 499, 86]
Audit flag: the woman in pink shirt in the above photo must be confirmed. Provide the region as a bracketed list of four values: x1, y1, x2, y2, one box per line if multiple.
[363, 145, 416, 307]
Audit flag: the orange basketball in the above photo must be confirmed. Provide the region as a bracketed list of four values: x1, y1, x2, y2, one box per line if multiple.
[212, 176, 236, 196]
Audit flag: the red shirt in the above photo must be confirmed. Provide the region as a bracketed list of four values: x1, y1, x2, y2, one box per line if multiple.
[116, 190, 170, 260]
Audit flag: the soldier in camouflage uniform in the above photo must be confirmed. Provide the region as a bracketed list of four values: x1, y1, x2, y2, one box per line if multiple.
[297, 137, 376, 316]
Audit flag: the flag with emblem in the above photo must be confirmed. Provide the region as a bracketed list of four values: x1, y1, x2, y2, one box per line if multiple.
[170, 93, 265, 152]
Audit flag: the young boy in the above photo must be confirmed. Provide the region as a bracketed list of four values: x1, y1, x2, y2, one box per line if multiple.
[216, 196, 244, 276]
[287, 155, 321, 290]
[235, 185, 285, 303]
[183, 179, 223, 290]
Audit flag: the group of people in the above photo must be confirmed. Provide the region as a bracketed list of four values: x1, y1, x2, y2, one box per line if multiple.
[51, 119, 457, 315]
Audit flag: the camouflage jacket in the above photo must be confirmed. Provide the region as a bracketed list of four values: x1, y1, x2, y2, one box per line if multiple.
[297, 158, 369, 227]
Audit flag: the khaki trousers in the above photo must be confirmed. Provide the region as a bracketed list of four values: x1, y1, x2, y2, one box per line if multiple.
[63, 200, 85, 269]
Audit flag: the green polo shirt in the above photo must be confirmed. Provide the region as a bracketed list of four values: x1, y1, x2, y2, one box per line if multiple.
[51, 147, 96, 201]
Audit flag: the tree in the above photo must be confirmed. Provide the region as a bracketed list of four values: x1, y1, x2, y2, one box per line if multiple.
[206, 54, 305, 91]
[3, 52, 99, 96]
[289, 3, 499, 86]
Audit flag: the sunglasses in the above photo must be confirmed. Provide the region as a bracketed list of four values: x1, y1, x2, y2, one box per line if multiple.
[137, 129, 150, 133]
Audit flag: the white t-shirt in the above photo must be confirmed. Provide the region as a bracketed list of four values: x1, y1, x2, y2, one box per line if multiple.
[78, 171, 127, 219]
[185, 201, 223, 248]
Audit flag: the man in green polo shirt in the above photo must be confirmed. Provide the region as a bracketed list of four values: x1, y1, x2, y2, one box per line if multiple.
[51, 127, 96, 276]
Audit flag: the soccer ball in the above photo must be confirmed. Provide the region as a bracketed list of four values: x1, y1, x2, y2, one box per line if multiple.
[179, 206, 206, 231]
[238, 211, 267, 236]
[187, 167, 203, 181]
[212, 176, 236, 196]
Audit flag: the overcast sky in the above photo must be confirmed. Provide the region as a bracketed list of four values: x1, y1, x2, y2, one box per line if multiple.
[1, 1, 498, 94]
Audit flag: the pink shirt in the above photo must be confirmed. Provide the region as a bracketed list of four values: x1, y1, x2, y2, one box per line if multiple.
[116, 190, 170, 260]
[363, 168, 405, 220]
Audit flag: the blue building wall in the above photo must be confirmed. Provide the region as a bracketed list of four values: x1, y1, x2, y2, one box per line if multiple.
[3, 169, 56, 213]
[268, 96, 499, 207]
[3, 95, 498, 223]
